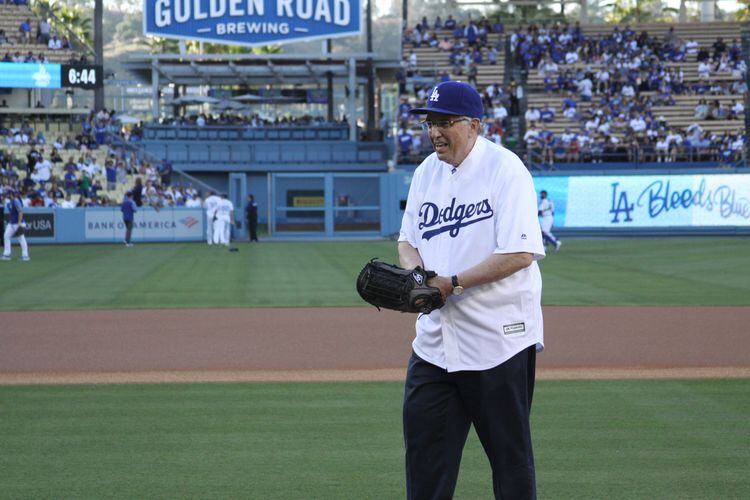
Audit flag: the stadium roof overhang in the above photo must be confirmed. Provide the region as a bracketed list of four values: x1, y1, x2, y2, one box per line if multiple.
[123, 52, 399, 87]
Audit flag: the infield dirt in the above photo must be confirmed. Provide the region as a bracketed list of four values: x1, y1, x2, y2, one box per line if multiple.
[1, 306, 748, 385]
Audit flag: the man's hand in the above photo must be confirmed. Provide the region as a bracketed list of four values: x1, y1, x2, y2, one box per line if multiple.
[427, 275, 453, 300]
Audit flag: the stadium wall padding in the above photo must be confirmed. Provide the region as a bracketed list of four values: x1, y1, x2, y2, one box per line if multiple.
[13, 171, 750, 243]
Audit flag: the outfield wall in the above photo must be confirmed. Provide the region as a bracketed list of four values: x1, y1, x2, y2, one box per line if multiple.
[389, 170, 750, 234]
[8, 171, 749, 243]
[4, 208, 206, 244]
[532, 172, 750, 232]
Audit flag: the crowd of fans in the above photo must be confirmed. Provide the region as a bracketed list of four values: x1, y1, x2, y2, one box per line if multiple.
[524, 123, 745, 166]
[0, 109, 207, 210]
[396, 17, 746, 165]
[512, 23, 747, 166]
[400, 15, 505, 89]
[155, 113, 344, 129]
[0, 14, 71, 50]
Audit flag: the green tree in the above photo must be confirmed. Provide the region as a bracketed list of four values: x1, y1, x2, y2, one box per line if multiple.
[602, 0, 679, 23]
[738, 0, 750, 21]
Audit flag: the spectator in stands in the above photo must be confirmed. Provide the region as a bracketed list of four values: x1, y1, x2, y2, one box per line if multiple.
[30, 153, 51, 184]
[540, 105, 555, 123]
[577, 73, 593, 102]
[0, 100, 7, 108]
[159, 158, 173, 187]
[509, 78, 521, 116]
[49, 148, 61, 163]
[398, 127, 413, 160]
[525, 107, 541, 123]
[19, 18, 31, 43]
[730, 100, 744, 119]
[712, 37, 726, 60]
[104, 160, 116, 191]
[438, 37, 453, 52]
[48, 34, 63, 50]
[63, 170, 77, 195]
[467, 62, 478, 87]
[444, 15, 456, 30]
[37, 18, 51, 45]
[78, 171, 91, 198]
[492, 100, 508, 125]
[629, 112, 646, 134]
[694, 99, 709, 120]
[487, 46, 498, 65]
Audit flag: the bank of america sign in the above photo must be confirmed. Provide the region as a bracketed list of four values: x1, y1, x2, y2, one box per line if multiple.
[144, 0, 362, 47]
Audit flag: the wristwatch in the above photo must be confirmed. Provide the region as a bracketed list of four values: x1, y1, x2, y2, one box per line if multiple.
[451, 275, 464, 296]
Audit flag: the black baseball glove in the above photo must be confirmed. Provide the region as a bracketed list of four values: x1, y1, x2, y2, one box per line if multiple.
[13, 225, 25, 237]
[356, 259, 445, 314]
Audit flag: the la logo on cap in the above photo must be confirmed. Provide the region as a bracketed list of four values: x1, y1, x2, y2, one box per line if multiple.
[429, 88, 440, 102]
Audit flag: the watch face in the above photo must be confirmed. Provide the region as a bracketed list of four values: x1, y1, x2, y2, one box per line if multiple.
[453, 286, 464, 296]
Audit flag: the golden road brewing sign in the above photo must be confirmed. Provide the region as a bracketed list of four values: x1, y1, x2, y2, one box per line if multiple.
[144, 0, 362, 47]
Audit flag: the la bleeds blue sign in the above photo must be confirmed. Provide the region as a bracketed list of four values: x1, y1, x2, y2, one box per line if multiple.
[144, 0, 361, 47]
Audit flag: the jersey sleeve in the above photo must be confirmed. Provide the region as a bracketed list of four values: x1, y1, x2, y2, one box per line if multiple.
[398, 166, 423, 248]
[493, 160, 545, 260]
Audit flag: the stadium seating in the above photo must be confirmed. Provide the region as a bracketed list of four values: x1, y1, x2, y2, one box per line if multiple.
[0, 2, 80, 63]
[0, 142, 139, 205]
[519, 21, 745, 166]
[408, 30, 505, 87]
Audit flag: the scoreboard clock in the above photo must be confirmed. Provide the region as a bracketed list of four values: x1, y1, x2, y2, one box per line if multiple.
[61, 65, 103, 89]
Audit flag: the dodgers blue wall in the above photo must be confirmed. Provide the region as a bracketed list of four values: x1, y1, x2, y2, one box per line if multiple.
[15, 170, 749, 244]
[384, 168, 750, 236]
[14, 207, 207, 244]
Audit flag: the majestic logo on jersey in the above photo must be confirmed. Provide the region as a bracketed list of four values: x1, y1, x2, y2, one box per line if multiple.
[429, 88, 440, 102]
[418, 197, 494, 240]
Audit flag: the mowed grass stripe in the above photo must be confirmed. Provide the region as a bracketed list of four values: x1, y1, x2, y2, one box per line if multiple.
[0, 379, 748, 499]
[0, 237, 749, 310]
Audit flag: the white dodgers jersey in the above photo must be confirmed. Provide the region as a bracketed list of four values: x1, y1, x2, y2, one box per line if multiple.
[217, 199, 234, 219]
[538, 198, 554, 218]
[205, 195, 221, 217]
[399, 136, 546, 372]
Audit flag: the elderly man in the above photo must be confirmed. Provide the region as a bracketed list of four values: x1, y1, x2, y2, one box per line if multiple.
[398, 81, 545, 499]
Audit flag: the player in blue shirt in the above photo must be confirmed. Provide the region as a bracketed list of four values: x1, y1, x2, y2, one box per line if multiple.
[121, 191, 137, 247]
[2, 189, 30, 261]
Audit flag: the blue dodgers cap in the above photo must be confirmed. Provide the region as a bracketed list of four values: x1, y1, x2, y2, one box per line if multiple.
[409, 81, 484, 118]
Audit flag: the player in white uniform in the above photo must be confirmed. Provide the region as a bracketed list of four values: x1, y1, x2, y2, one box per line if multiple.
[213, 193, 234, 246]
[2, 189, 30, 261]
[203, 191, 221, 245]
[399, 81, 545, 499]
[538, 190, 562, 252]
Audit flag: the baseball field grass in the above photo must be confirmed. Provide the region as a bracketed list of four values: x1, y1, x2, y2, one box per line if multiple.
[0, 236, 749, 310]
[2, 236, 748, 499]
[1, 379, 748, 499]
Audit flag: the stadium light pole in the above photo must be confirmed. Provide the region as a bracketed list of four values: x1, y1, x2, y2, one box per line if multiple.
[366, 0, 376, 141]
[326, 39, 334, 122]
[94, 0, 104, 111]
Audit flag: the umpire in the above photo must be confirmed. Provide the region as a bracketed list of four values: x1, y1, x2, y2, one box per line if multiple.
[398, 81, 546, 499]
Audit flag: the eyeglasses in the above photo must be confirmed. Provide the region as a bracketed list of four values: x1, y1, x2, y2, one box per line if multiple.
[419, 117, 471, 132]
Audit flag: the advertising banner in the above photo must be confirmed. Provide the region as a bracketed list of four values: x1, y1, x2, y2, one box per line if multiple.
[533, 174, 750, 228]
[85, 208, 204, 241]
[144, 0, 362, 47]
[2, 212, 55, 237]
[0, 62, 61, 89]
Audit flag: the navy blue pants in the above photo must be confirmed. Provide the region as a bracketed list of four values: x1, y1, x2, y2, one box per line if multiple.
[403, 347, 536, 500]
